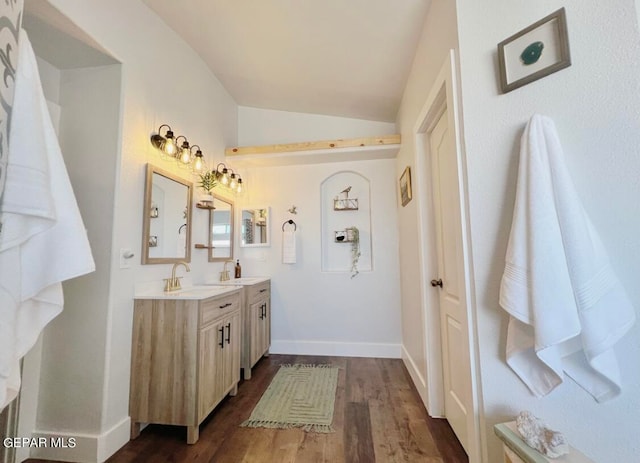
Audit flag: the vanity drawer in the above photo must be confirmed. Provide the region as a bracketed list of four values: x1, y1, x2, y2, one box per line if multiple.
[248, 281, 270, 304]
[200, 292, 240, 326]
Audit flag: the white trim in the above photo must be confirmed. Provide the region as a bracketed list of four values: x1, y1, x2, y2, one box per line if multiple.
[97, 417, 130, 462]
[29, 416, 130, 463]
[270, 340, 401, 358]
[411, 49, 483, 463]
[401, 345, 445, 418]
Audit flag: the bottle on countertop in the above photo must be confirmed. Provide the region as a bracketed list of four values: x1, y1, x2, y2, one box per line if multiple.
[234, 259, 241, 278]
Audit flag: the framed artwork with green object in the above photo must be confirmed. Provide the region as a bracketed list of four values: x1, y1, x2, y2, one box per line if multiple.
[497, 8, 571, 94]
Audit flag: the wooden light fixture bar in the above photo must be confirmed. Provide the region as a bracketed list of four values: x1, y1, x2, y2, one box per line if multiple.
[225, 134, 400, 157]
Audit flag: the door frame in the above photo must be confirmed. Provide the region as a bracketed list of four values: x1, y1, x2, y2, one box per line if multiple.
[412, 50, 483, 463]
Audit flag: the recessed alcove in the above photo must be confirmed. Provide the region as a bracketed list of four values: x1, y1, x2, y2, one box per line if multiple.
[320, 171, 372, 273]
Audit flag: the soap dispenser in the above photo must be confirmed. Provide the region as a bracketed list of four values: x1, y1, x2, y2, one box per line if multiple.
[234, 259, 241, 278]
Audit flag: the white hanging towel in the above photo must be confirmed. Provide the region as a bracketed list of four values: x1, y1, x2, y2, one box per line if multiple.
[0, 29, 95, 410]
[282, 229, 297, 264]
[499, 114, 635, 402]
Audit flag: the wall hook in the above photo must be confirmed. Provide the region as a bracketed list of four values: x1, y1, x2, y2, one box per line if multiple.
[288, 205, 298, 214]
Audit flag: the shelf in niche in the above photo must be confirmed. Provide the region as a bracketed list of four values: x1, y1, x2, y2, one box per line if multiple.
[333, 198, 358, 211]
[194, 244, 213, 249]
[334, 229, 356, 243]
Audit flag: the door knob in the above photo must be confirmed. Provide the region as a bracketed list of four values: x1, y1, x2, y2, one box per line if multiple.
[430, 278, 443, 288]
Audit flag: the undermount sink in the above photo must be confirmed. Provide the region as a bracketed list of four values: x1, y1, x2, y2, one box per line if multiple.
[134, 285, 241, 300]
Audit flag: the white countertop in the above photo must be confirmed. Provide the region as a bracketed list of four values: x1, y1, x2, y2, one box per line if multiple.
[494, 422, 593, 463]
[207, 276, 270, 286]
[134, 284, 242, 300]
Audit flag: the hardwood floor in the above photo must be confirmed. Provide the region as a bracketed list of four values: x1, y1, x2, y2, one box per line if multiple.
[27, 355, 467, 463]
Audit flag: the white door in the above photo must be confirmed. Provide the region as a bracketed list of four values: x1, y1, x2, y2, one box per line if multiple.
[429, 108, 473, 454]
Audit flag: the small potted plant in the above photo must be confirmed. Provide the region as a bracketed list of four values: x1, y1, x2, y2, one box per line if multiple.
[197, 171, 217, 205]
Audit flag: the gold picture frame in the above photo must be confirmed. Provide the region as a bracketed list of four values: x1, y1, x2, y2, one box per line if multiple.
[399, 166, 412, 207]
[498, 8, 571, 94]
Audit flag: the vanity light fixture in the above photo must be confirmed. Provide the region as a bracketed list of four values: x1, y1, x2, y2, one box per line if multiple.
[150, 124, 215, 178]
[214, 162, 243, 193]
[150, 124, 177, 156]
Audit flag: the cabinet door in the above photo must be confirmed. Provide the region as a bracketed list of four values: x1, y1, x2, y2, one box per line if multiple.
[224, 311, 241, 391]
[198, 320, 225, 421]
[261, 299, 271, 354]
[250, 300, 266, 366]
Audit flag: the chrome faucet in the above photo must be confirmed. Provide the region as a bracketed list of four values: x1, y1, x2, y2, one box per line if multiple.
[220, 260, 233, 281]
[164, 262, 190, 292]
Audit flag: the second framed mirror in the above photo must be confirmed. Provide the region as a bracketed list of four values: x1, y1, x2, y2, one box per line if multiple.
[240, 207, 270, 247]
[208, 194, 234, 262]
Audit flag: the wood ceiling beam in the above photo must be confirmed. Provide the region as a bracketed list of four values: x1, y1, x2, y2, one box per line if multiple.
[225, 134, 400, 157]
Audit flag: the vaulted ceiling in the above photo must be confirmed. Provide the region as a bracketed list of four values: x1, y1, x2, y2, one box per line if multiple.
[141, 0, 432, 122]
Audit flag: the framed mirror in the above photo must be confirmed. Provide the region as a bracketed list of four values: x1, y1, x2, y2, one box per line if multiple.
[142, 164, 193, 264]
[240, 207, 270, 247]
[208, 194, 234, 261]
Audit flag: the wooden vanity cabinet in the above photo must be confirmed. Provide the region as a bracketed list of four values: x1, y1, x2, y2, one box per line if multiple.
[129, 289, 241, 444]
[242, 280, 271, 379]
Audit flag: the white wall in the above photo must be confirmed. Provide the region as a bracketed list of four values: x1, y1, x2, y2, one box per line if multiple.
[394, 0, 459, 412]
[455, 1, 640, 462]
[21, 0, 238, 461]
[238, 106, 396, 145]
[236, 108, 401, 358]
[36, 62, 121, 435]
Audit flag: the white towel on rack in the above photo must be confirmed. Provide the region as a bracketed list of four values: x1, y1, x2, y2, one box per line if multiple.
[282, 229, 297, 264]
[499, 114, 635, 402]
[0, 29, 95, 410]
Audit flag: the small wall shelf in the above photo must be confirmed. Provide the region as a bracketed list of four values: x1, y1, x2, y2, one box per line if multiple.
[334, 229, 356, 243]
[333, 198, 358, 211]
[196, 203, 215, 210]
[194, 244, 213, 249]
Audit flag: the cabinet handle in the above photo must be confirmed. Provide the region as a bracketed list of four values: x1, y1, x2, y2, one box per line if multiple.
[225, 322, 231, 344]
[219, 302, 232, 308]
[263, 303, 267, 319]
[259, 289, 267, 293]
[218, 326, 225, 349]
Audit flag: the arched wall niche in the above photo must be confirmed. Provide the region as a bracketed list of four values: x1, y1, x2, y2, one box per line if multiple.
[320, 170, 372, 274]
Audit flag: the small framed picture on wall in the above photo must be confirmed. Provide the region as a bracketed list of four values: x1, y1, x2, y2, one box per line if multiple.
[399, 166, 412, 207]
[497, 8, 571, 93]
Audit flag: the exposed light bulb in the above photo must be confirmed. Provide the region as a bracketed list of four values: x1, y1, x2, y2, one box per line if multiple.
[180, 148, 191, 164]
[163, 136, 177, 156]
[193, 154, 203, 171]
[230, 173, 237, 190]
[221, 168, 229, 185]
[236, 179, 243, 193]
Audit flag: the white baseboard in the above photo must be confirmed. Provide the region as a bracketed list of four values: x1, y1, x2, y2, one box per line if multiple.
[270, 340, 401, 358]
[98, 417, 131, 462]
[29, 416, 130, 463]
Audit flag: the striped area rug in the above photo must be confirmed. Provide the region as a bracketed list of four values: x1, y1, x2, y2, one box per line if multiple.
[240, 364, 339, 433]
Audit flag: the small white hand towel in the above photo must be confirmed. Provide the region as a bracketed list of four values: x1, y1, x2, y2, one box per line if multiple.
[499, 114, 635, 402]
[282, 229, 297, 264]
[0, 30, 95, 410]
